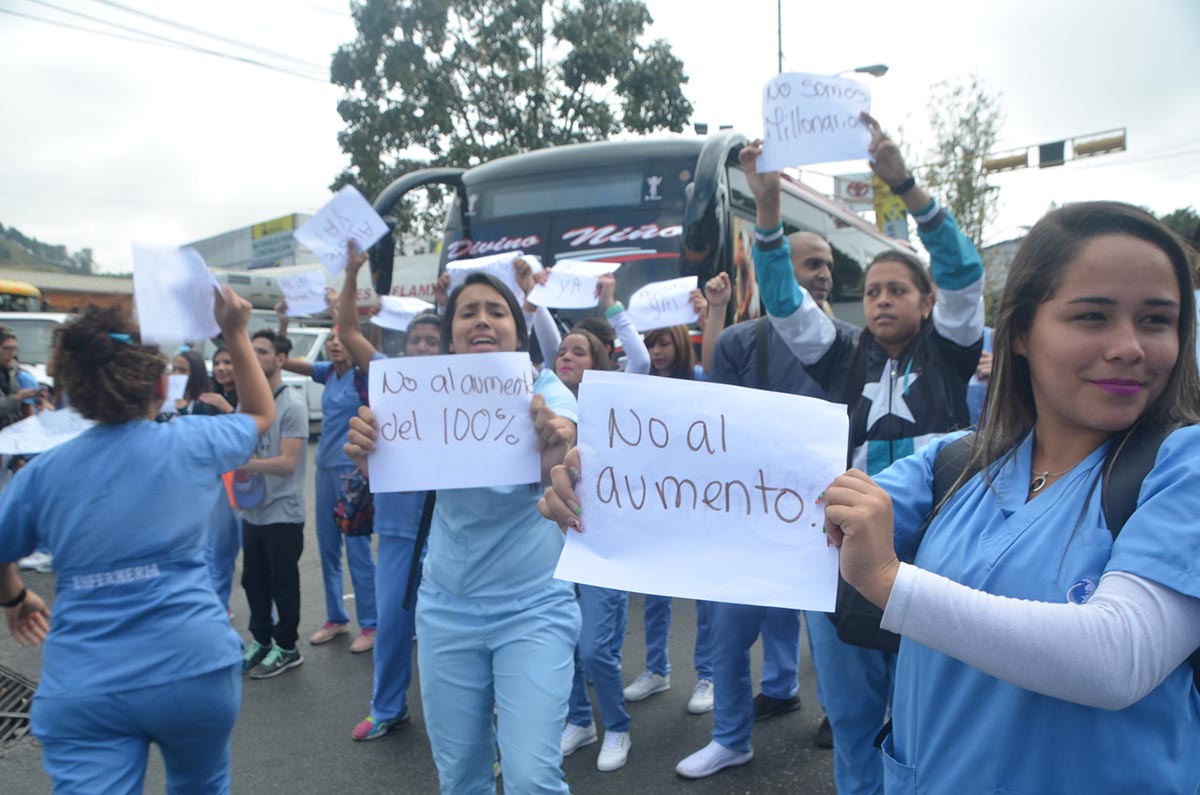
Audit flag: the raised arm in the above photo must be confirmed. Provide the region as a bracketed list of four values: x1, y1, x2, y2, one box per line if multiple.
[598, 274, 650, 374]
[700, 272, 731, 376]
[337, 243, 379, 372]
[215, 286, 274, 436]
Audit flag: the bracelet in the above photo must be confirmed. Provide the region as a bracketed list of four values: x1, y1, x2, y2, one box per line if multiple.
[604, 302, 625, 319]
[1, 587, 27, 608]
[889, 175, 916, 195]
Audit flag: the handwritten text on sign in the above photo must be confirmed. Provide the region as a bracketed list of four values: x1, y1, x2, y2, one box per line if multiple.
[276, 270, 329, 317]
[526, 260, 622, 309]
[367, 352, 539, 492]
[625, 276, 698, 332]
[293, 185, 390, 278]
[758, 72, 872, 171]
[554, 371, 847, 610]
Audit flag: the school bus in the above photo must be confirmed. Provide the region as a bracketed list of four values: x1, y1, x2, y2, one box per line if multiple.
[0, 279, 43, 312]
[366, 134, 905, 330]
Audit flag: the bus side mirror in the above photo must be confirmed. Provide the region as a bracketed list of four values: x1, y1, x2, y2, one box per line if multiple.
[369, 217, 398, 296]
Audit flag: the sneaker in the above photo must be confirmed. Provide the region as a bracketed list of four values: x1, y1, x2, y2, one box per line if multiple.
[309, 621, 349, 645]
[753, 692, 801, 721]
[675, 740, 754, 779]
[560, 721, 598, 757]
[687, 679, 715, 714]
[351, 711, 408, 741]
[596, 730, 631, 772]
[814, 714, 834, 749]
[350, 627, 376, 654]
[623, 671, 670, 702]
[242, 641, 271, 675]
[250, 645, 303, 679]
[17, 551, 53, 573]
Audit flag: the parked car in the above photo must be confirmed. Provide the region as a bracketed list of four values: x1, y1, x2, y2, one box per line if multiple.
[0, 311, 73, 386]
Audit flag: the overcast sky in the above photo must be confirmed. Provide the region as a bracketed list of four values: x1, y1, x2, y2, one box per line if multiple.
[2, 0, 1197, 273]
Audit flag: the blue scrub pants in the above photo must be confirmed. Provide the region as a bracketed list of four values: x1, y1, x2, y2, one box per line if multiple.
[642, 596, 715, 679]
[418, 582, 580, 795]
[806, 613, 894, 795]
[369, 534, 422, 722]
[568, 585, 630, 732]
[206, 490, 240, 610]
[710, 602, 801, 752]
[315, 465, 377, 628]
[32, 664, 240, 795]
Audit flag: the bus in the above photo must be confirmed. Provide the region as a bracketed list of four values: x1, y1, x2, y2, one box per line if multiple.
[0, 279, 43, 312]
[366, 133, 906, 335]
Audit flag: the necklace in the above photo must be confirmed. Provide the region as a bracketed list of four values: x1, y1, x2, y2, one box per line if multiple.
[1029, 467, 1072, 494]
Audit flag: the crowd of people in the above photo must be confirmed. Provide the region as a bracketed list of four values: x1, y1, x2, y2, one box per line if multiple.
[2, 114, 1200, 795]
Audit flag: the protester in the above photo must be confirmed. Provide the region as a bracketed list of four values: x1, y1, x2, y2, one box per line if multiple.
[675, 235, 858, 779]
[736, 116, 984, 795]
[345, 272, 580, 793]
[239, 329, 310, 679]
[824, 201, 1200, 793]
[623, 277, 725, 716]
[336, 246, 435, 742]
[170, 348, 215, 416]
[1, 290, 274, 793]
[199, 346, 239, 414]
[195, 345, 243, 613]
[538, 272, 653, 375]
[281, 325, 378, 653]
[0, 326, 41, 494]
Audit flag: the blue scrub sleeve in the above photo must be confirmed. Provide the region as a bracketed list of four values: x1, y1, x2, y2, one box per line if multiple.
[17, 371, 38, 405]
[311, 361, 333, 385]
[533, 368, 578, 424]
[871, 432, 971, 560]
[177, 413, 261, 474]
[1105, 425, 1200, 600]
[0, 467, 37, 561]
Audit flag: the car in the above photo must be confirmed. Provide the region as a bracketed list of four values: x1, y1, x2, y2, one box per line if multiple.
[0, 311, 73, 386]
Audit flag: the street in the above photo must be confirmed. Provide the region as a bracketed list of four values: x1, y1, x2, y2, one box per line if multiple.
[0, 442, 836, 794]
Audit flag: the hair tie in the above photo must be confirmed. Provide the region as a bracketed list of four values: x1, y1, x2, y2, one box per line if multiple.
[108, 333, 132, 344]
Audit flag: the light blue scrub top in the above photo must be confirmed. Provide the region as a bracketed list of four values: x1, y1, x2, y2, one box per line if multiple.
[423, 368, 577, 602]
[874, 427, 1200, 794]
[313, 360, 362, 470]
[0, 414, 259, 698]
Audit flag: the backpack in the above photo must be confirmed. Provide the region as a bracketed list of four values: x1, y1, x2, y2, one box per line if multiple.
[830, 422, 1200, 690]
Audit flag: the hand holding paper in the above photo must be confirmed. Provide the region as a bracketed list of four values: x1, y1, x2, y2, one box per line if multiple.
[625, 276, 699, 332]
[276, 270, 330, 317]
[132, 244, 220, 345]
[526, 260, 622, 310]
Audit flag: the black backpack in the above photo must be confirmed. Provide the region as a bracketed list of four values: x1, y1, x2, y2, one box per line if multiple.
[829, 422, 1200, 690]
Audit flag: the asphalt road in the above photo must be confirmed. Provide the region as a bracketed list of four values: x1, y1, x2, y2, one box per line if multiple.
[0, 442, 836, 794]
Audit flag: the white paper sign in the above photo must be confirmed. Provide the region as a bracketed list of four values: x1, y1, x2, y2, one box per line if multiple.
[132, 244, 220, 345]
[276, 270, 329, 317]
[758, 72, 872, 171]
[555, 371, 847, 610]
[371, 295, 436, 332]
[446, 252, 542, 302]
[0, 408, 95, 455]
[626, 276, 699, 332]
[526, 259, 622, 309]
[159, 374, 189, 415]
[293, 185, 389, 278]
[366, 352, 540, 492]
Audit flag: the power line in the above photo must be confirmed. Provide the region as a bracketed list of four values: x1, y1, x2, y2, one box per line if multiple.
[83, 0, 327, 71]
[0, 7, 180, 49]
[16, 0, 330, 83]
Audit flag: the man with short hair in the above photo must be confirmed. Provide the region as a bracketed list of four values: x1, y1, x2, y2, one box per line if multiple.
[238, 329, 309, 679]
[676, 229, 858, 779]
[0, 326, 38, 431]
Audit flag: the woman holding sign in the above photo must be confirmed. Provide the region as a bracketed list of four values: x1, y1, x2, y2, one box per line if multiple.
[732, 117, 985, 792]
[1, 290, 274, 793]
[345, 272, 581, 794]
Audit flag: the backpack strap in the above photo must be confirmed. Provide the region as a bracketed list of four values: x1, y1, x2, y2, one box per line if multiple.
[1102, 421, 1178, 535]
[902, 433, 975, 558]
[755, 315, 770, 389]
[401, 491, 436, 611]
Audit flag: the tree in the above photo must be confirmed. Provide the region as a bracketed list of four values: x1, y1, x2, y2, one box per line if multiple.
[330, 0, 693, 213]
[919, 75, 1003, 251]
[1158, 206, 1199, 239]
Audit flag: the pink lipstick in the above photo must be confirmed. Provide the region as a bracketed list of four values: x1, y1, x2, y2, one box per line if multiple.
[1093, 379, 1142, 397]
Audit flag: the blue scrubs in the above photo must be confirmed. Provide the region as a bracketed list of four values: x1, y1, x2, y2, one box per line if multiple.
[0, 414, 258, 794]
[874, 428, 1200, 794]
[368, 489, 426, 723]
[417, 368, 582, 794]
[568, 585, 631, 732]
[312, 361, 377, 629]
[206, 487, 241, 609]
[710, 602, 802, 752]
[640, 596, 715, 681]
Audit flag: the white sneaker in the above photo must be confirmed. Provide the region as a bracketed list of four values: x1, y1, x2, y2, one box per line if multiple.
[560, 721, 598, 757]
[597, 730, 631, 772]
[675, 740, 754, 779]
[687, 679, 714, 714]
[623, 671, 670, 702]
[16, 551, 52, 573]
